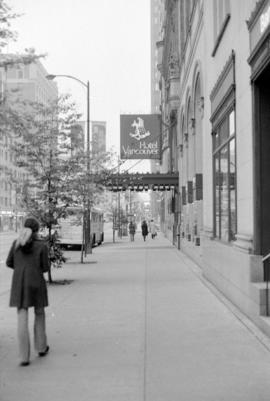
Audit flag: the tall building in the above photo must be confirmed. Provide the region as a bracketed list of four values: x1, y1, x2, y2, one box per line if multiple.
[91, 121, 106, 155]
[151, 0, 164, 114]
[70, 121, 85, 155]
[150, 0, 165, 222]
[158, 0, 270, 337]
[0, 59, 57, 231]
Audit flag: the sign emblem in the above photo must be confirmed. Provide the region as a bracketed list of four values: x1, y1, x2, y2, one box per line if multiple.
[120, 114, 161, 160]
[130, 117, 151, 141]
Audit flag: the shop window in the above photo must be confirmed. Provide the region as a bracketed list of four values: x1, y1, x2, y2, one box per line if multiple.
[210, 51, 236, 242]
[213, 110, 236, 241]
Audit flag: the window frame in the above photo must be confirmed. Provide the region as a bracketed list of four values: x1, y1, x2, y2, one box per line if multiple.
[212, 108, 236, 242]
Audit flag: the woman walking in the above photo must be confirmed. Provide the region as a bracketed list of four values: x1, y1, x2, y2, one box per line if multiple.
[149, 219, 157, 239]
[6, 217, 50, 366]
[141, 220, 148, 242]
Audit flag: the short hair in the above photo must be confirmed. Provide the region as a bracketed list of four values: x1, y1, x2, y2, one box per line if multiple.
[24, 216, 40, 233]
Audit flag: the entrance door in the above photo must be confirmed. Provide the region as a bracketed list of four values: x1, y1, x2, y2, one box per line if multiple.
[254, 63, 270, 256]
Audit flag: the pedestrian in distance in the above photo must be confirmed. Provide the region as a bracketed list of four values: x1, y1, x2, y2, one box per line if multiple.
[6, 216, 50, 366]
[141, 220, 148, 242]
[149, 219, 157, 239]
[128, 221, 136, 241]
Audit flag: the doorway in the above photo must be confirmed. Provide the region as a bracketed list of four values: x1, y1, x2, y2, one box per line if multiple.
[254, 63, 270, 256]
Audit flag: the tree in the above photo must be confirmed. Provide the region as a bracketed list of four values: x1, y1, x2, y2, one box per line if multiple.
[13, 94, 81, 282]
[0, 0, 44, 67]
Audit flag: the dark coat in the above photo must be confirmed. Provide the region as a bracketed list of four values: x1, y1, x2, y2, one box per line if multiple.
[141, 222, 148, 236]
[6, 239, 49, 309]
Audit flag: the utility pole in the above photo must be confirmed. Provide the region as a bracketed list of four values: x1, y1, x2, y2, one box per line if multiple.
[86, 80, 92, 254]
[117, 157, 121, 238]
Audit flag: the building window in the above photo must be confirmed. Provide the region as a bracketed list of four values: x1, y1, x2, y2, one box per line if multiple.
[213, 110, 236, 241]
[212, 0, 230, 57]
[210, 51, 236, 242]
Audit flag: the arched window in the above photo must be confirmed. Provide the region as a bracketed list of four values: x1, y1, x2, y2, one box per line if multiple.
[194, 75, 202, 174]
[170, 111, 178, 173]
[180, 115, 187, 205]
[187, 98, 193, 181]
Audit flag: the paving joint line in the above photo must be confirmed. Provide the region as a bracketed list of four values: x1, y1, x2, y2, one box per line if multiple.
[143, 246, 149, 401]
[172, 246, 270, 353]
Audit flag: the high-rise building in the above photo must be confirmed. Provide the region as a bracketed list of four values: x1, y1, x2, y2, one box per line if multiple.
[0, 59, 57, 231]
[151, 0, 164, 115]
[91, 121, 106, 155]
[70, 121, 85, 155]
[150, 0, 164, 221]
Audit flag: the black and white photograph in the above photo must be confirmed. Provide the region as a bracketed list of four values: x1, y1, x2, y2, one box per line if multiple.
[1, 0, 270, 400]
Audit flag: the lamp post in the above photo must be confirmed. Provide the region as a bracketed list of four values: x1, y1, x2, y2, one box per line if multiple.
[46, 74, 92, 255]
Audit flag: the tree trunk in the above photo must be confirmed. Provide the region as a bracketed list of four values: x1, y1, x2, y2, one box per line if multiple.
[48, 262, 53, 283]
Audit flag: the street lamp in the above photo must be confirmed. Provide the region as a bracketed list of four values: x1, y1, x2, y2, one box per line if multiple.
[46, 74, 92, 255]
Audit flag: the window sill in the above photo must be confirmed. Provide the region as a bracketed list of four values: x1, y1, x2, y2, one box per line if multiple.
[211, 14, 231, 57]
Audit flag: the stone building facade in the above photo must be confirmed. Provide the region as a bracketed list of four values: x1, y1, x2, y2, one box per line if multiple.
[159, 0, 270, 336]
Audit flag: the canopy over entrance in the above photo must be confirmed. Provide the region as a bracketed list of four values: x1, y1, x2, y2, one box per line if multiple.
[100, 172, 179, 192]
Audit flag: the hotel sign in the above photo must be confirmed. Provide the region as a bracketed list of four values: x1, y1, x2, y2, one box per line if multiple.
[120, 114, 161, 160]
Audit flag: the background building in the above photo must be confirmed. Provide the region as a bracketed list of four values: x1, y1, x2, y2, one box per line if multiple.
[150, 0, 165, 223]
[151, 0, 164, 115]
[0, 59, 57, 231]
[70, 121, 85, 155]
[91, 121, 106, 155]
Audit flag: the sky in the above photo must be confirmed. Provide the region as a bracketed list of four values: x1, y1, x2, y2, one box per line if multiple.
[8, 0, 151, 171]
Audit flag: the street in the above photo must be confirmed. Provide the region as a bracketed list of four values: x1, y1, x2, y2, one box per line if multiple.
[1, 231, 270, 400]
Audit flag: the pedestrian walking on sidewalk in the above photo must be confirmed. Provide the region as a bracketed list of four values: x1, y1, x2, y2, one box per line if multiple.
[6, 216, 50, 366]
[149, 219, 157, 239]
[141, 220, 148, 241]
[128, 221, 136, 241]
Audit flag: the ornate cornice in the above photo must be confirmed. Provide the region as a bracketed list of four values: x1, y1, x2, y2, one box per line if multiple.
[210, 51, 235, 101]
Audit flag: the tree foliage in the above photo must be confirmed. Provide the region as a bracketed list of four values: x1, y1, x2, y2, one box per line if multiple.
[0, 1, 45, 67]
[12, 94, 81, 281]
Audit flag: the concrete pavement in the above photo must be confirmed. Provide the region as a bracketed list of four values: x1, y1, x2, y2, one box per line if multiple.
[1, 232, 270, 400]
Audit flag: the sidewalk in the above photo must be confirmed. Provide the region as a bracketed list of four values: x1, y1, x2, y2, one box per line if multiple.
[1, 233, 270, 400]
